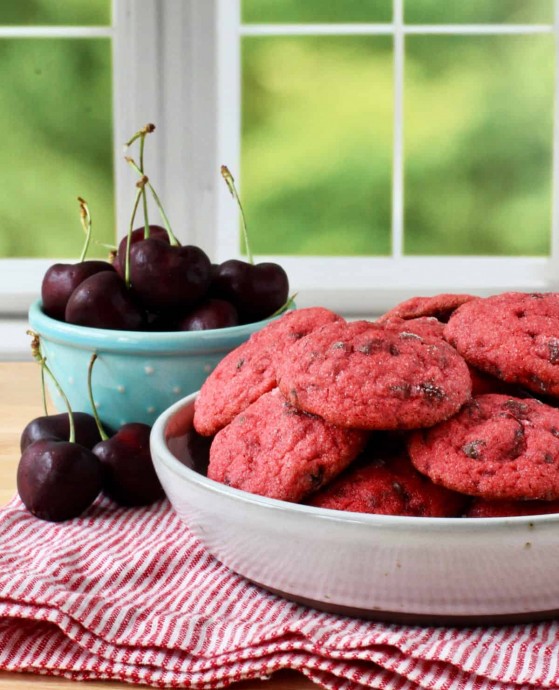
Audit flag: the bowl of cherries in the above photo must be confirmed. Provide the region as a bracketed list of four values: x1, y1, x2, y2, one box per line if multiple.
[29, 125, 291, 431]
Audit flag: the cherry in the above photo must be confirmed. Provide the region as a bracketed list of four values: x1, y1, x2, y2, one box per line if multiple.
[42, 261, 115, 321]
[41, 198, 115, 321]
[87, 354, 164, 506]
[65, 271, 145, 330]
[17, 439, 102, 522]
[18, 333, 102, 522]
[178, 298, 239, 331]
[128, 238, 212, 311]
[93, 423, 164, 506]
[20, 412, 104, 452]
[217, 166, 290, 323]
[114, 224, 169, 278]
[210, 259, 289, 323]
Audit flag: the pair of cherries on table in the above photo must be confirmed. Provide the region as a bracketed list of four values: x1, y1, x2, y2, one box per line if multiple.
[18, 410, 164, 522]
[17, 337, 165, 522]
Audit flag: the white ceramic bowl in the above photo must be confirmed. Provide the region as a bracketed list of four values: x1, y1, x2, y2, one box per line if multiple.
[151, 392, 559, 625]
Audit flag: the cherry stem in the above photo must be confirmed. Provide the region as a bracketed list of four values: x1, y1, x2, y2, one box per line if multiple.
[125, 156, 180, 247]
[87, 354, 109, 442]
[78, 197, 92, 263]
[139, 134, 150, 239]
[28, 330, 75, 444]
[40, 367, 48, 417]
[270, 292, 297, 318]
[220, 165, 253, 265]
[125, 125, 155, 241]
[125, 182, 145, 288]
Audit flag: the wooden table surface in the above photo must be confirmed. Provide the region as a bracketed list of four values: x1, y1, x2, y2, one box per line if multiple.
[0, 362, 314, 690]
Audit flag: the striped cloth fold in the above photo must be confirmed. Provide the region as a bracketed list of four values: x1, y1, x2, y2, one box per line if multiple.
[0, 495, 558, 690]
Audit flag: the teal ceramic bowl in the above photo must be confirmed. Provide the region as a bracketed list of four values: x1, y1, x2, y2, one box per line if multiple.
[28, 299, 278, 430]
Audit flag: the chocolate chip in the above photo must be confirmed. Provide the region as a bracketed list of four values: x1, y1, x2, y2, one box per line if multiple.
[282, 401, 301, 416]
[236, 358, 245, 370]
[544, 453, 555, 464]
[389, 343, 400, 356]
[309, 465, 325, 489]
[389, 383, 412, 399]
[551, 427, 559, 438]
[530, 375, 549, 393]
[332, 341, 347, 350]
[417, 381, 446, 402]
[503, 399, 529, 419]
[511, 425, 526, 457]
[462, 440, 485, 459]
[357, 338, 384, 355]
[399, 332, 422, 340]
[548, 338, 559, 365]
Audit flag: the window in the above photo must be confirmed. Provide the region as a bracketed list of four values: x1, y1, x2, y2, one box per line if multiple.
[1, 0, 557, 359]
[217, 0, 558, 314]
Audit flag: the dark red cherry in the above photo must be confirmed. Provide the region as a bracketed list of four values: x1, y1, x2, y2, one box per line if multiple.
[114, 224, 169, 278]
[42, 261, 115, 321]
[129, 238, 212, 311]
[65, 271, 145, 330]
[17, 439, 102, 522]
[178, 298, 239, 331]
[210, 259, 289, 323]
[20, 412, 105, 453]
[92, 423, 164, 506]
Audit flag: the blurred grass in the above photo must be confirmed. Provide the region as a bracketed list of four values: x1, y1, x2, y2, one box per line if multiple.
[242, 36, 393, 256]
[405, 0, 553, 24]
[0, 38, 114, 258]
[0, 0, 111, 26]
[242, 2, 554, 257]
[242, 0, 392, 24]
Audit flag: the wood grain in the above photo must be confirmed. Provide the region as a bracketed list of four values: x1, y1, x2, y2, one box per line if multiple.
[0, 363, 314, 690]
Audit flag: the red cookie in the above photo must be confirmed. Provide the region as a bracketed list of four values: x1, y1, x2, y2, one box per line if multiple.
[193, 307, 343, 436]
[277, 320, 472, 430]
[307, 443, 466, 517]
[382, 315, 446, 341]
[207, 389, 368, 502]
[465, 497, 559, 518]
[444, 292, 559, 398]
[408, 394, 559, 500]
[378, 293, 477, 324]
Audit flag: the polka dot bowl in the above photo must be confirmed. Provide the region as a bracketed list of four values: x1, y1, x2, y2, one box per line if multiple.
[28, 299, 277, 430]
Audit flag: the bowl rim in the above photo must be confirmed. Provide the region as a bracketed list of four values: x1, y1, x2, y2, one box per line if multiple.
[151, 392, 559, 531]
[29, 299, 282, 353]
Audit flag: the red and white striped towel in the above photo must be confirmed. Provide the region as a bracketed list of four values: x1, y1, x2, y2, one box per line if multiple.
[0, 495, 558, 690]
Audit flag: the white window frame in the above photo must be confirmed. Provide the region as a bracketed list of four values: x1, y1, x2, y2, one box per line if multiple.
[216, 0, 559, 314]
[1, 0, 558, 328]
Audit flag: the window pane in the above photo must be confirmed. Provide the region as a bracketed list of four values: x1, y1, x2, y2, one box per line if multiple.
[0, 0, 111, 26]
[0, 39, 114, 258]
[404, 35, 553, 256]
[242, 36, 393, 256]
[405, 0, 553, 25]
[242, 0, 392, 24]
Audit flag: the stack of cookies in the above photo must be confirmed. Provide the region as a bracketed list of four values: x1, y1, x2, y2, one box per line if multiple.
[193, 294, 559, 518]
